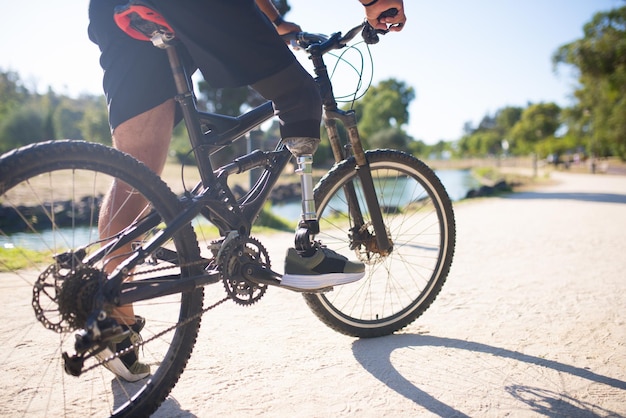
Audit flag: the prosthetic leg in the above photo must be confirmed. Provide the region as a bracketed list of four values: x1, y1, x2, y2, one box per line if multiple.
[284, 137, 321, 256]
[280, 137, 366, 289]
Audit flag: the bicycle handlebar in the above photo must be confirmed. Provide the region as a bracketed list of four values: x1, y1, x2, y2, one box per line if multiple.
[281, 8, 400, 52]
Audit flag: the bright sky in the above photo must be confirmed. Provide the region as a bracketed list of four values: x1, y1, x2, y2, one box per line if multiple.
[0, 0, 621, 144]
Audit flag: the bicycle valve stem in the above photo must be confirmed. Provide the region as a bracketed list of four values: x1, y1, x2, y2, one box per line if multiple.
[296, 155, 317, 221]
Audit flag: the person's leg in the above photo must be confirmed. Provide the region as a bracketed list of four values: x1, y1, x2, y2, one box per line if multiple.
[89, 0, 183, 322]
[251, 64, 366, 289]
[251, 61, 322, 249]
[88, 0, 180, 380]
[98, 99, 175, 324]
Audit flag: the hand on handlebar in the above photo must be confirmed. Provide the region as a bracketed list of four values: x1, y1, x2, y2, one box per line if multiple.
[363, 0, 406, 33]
[276, 20, 302, 36]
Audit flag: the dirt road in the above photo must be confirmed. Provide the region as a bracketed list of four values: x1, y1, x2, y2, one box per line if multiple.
[146, 171, 626, 417]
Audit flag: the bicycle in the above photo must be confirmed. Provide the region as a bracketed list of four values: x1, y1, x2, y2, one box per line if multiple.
[0, 4, 455, 416]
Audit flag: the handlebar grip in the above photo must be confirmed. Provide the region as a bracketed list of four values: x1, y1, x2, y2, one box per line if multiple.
[378, 8, 403, 30]
[362, 7, 402, 44]
[379, 8, 399, 20]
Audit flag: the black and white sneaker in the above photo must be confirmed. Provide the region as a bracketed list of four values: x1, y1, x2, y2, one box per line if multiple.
[95, 316, 150, 382]
[281, 242, 365, 290]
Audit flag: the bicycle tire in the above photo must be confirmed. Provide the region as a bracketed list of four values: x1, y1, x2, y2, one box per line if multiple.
[304, 149, 455, 338]
[0, 140, 204, 417]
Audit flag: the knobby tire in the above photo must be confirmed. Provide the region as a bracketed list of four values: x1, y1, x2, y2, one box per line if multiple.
[0, 140, 204, 417]
[304, 149, 456, 338]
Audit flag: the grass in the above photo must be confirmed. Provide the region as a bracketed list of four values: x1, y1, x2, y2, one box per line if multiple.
[0, 246, 52, 272]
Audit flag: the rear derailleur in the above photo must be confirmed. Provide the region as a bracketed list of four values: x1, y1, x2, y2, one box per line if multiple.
[62, 312, 130, 377]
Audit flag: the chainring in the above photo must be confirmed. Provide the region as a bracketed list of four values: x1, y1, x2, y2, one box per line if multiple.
[217, 236, 270, 306]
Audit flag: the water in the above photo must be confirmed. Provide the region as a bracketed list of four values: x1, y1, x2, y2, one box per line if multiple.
[435, 169, 482, 201]
[1, 170, 478, 250]
[272, 168, 480, 220]
[1, 228, 99, 252]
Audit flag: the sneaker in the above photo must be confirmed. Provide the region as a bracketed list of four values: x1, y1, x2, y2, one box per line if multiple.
[281, 242, 365, 290]
[96, 315, 150, 382]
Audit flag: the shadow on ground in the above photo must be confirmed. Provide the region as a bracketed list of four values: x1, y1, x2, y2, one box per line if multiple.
[352, 334, 626, 417]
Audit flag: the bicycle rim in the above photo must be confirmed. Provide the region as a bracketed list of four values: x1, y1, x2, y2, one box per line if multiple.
[0, 141, 203, 417]
[304, 150, 455, 338]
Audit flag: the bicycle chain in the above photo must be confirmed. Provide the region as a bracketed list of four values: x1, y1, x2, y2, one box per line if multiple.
[125, 257, 210, 278]
[81, 294, 231, 374]
[82, 256, 229, 374]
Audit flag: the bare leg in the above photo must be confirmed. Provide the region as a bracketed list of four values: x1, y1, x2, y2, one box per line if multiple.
[99, 99, 175, 324]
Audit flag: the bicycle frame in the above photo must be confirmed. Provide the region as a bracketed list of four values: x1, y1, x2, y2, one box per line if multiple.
[92, 25, 392, 306]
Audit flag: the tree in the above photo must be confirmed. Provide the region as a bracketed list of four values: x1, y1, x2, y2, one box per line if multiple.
[0, 70, 114, 151]
[553, 5, 626, 159]
[0, 107, 46, 153]
[350, 78, 415, 145]
[368, 128, 412, 152]
[495, 106, 523, 134]
[52, 97, 84, 140]
[456, 106, 523, 157]
[78, 96, 111, 145]
[0, 70, 29, 119]
[509, 102, 561, 155]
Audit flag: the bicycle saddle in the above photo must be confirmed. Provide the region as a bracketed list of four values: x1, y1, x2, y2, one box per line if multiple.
[113, 1, 175, 42]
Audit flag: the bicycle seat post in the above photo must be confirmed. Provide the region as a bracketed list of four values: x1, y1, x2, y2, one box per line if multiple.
[151, 34, 216, 186]
[150, 34, 190, 97]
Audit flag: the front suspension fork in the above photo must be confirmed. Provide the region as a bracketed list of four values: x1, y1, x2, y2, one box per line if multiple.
[323, 108, 393, 254]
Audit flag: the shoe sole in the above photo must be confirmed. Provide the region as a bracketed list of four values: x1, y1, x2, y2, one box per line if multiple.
[95, 347, 150, 382]
[280, 271, 364, 290]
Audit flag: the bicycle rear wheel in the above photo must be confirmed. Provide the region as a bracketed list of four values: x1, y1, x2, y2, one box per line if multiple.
[0, 140, 204, 417]
[304, 149, 455, 338]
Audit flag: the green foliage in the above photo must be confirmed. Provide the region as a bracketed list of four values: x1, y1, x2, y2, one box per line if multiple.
[255, 202, 295, 231]
[509, 102, 561, 155]
[367, 128, 411, 152]
[0, 70, 29, 119]
[457, 106, 524, 157]
[77, 96, 111, 145]
[316, 78, 418, 164]
[428, 140, 454, 159]
[449, 5, 626, 161]
[350, 78, 415, 144]
[170, 122, 195, 164]
[0, 69, 111, 152]
[0, 106, 47, 153]
[553, 5, 626, 160]
[407, 138, 429, 157]
[0, 247, 52, 271]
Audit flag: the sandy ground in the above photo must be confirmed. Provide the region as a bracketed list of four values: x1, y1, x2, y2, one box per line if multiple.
[139, 171, 625, 417]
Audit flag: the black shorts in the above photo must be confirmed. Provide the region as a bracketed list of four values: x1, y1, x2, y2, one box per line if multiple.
[88, 0, 298, 131]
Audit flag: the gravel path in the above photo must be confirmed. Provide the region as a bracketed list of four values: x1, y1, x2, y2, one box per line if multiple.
[148, 171, 626, 417]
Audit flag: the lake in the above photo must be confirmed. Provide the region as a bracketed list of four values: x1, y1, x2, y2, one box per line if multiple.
[272, 168, 480, 220]
[1, 169, 479, 250]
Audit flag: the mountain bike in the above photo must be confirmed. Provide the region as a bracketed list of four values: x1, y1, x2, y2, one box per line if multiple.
[0, 4, 455, 417]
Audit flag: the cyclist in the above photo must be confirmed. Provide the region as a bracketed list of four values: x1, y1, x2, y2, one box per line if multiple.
[88, 0, 406, 381]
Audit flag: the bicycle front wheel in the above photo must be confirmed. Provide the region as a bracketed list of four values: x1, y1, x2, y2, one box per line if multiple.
[304, 149, 455, 338]
[0, 140, 204, 417]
